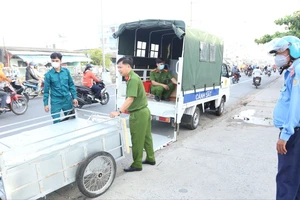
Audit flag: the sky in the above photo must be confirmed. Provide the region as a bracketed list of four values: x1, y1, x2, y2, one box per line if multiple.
[1, 0, 300, 60]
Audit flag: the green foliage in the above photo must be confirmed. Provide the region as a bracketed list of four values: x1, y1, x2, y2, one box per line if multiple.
[86, 48, 111, 68]
[255, 10, 300, 44]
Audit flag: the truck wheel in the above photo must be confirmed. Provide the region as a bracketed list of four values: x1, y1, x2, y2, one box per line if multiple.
[76, 151, 116, 198]
[216, 97, 225, 116]
[186, 107, 200, 130]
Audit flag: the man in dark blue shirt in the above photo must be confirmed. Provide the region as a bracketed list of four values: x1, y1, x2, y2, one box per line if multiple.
[43, 52, 78, 123]
[270, 36, 300, 200]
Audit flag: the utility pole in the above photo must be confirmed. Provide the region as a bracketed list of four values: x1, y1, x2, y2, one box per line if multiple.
[101, 0, 106, 72]
[190, 1, 193, 27]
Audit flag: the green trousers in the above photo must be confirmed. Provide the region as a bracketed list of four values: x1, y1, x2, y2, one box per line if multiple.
[151, 83, 175, 99]
[129, 107, 155, 169]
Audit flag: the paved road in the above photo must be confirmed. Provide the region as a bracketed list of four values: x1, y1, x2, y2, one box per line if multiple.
[0, 72, 280, 133]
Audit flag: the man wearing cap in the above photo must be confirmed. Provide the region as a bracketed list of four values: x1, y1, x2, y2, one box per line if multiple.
[270, 36, 300, 199]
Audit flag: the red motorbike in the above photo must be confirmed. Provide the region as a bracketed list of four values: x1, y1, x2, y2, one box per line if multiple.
[0, 83, 29, 115]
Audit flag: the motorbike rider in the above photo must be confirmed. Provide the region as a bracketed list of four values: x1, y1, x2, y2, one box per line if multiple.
[267, 65, 272, 74]
[232, 65, 240, 80]
[247, 65, 253, 74]
[25, 61, 41, 93]
[252, 66, 262, 84]
[0, 62, 9, 112]
[82, 64, 102, 100]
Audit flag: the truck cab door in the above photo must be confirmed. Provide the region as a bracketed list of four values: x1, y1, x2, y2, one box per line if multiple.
[220, 63, 231, 97]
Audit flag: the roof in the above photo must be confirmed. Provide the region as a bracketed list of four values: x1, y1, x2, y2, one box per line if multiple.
[112, 19, 186, 39]
[0, 46, 91, 63]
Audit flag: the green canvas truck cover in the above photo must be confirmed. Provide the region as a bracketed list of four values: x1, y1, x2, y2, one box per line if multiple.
[113, 19, 224, 92]
[182, 28, 224, 91]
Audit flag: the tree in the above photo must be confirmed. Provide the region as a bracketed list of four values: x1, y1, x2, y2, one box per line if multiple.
[255, 10, 300, 44]
[86, 48, 111, 69]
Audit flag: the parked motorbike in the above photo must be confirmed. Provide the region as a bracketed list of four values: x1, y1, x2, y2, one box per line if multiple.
[76, 81, 109, 108]
[23, 80, 44, 100]
[267, 70, 271, 77]
[0, 83, 29, 115]
[253, 77, 261, 89]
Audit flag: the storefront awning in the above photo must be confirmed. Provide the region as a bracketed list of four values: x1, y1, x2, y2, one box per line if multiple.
[17, 55, 50, 64]
[16, 55, 91, 64]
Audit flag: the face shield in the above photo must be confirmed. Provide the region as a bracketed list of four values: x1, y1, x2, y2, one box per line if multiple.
[268, 38, 291, 54]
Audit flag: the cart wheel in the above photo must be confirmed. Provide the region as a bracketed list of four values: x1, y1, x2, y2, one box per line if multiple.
[76, 151, 116, 198]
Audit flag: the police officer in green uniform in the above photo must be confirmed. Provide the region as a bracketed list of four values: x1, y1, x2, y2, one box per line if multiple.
[43, 52, 78, 124]
[150, 58, 177, 101]
[110, 57, 155, 172]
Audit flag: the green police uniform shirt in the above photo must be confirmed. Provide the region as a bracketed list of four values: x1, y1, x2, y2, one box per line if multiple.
[126, 70, 147, 112]
[150, 69, 173, 84]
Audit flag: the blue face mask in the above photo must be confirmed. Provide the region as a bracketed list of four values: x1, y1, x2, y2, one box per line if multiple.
[159, 64, 164, 70]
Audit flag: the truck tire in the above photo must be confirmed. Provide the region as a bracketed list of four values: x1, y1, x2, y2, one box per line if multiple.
[186, 107, 200, 130]
[216, 97, 225, 116]
[76, 151, 116, 198]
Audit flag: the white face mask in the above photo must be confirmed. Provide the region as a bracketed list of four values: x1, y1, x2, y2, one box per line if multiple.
[51, 62, 60, 68]
[275, 55, 289, 68]
[159, 64, 165, 70]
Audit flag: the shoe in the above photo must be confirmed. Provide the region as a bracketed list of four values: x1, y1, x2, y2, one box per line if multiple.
[161, 96, 170, 101]
[123, 166, 142, 172]
[0, 108, 9, 112]
[154, 96, 160, 102]
[142, 160, 156, 165]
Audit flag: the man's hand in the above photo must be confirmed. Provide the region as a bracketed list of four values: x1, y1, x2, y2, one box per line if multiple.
[162, 84, 169, 90]
[73, 99, 78, 107]
[277, 139, 287, 155]
[44, 106, 49, 112]
[110, 111, 120, 118]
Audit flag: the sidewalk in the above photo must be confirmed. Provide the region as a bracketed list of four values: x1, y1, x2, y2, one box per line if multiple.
[46, 76, 283, 199]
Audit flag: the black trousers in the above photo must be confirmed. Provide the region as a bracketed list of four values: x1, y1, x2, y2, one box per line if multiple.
[277, 127, 300, 200]
[91, 84, 102, 98]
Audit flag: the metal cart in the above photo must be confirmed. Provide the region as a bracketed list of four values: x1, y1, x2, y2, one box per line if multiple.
[0, 109, 129, 200]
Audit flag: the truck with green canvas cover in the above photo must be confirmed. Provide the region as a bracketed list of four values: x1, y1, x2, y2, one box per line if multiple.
[113, 19, 231, 150]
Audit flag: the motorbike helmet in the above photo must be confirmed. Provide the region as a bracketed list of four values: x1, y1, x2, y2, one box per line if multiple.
[269, 36, 300, 59]
[29, 61, 36, 66]
[84, 64, 93, 73]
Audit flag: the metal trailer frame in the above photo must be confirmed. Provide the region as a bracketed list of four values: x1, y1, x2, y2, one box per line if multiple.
[0, 109, 129, 200]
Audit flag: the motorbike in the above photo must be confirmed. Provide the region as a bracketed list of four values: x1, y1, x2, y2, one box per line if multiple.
[9, 78, 29, 102]
[267, 70, 271, 77]
[232, 72, 240, 84]
[23, 80, 44, 100]
[253, 76, 261, 89]
[273, 68, 276, 73]
[76, 81, 110, 108]
[0, 83, 29, 115]
[248, 70, 252, 77]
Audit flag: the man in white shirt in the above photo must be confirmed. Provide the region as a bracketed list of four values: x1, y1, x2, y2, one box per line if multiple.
[252, 66, 262, 84]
